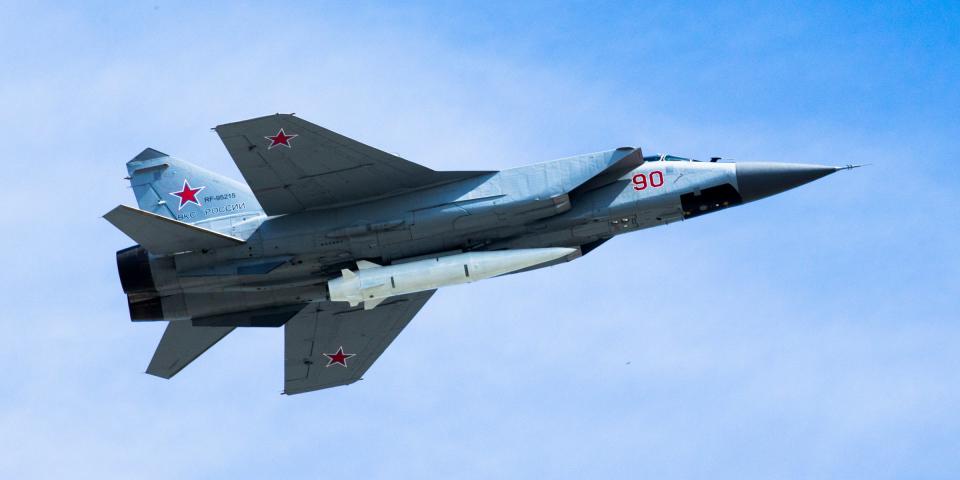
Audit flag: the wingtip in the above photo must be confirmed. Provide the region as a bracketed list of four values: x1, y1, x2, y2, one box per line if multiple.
[145, 369, 174, 380]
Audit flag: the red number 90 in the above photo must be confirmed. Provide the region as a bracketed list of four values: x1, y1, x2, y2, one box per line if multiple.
[633, 171, 664, 191]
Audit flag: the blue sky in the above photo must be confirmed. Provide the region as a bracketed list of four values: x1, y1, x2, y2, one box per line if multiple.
[1, 1, 958, 478]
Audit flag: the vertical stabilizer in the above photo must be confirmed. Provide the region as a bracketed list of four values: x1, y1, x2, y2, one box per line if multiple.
[126, 148, 263, 229]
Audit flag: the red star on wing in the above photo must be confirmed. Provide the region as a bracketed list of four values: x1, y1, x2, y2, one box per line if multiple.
[265, 128, 298, 149]
[170, 179, 205, 210]
[323, 346, 356, 367]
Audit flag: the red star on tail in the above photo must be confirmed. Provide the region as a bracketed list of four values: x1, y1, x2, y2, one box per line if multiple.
[323, 346, 356, 367]
[170, 180, 205, 210]
[265, 128, 298, 149]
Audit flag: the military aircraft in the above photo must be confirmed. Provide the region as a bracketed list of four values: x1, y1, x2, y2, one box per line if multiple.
[105, 114, 853, 394]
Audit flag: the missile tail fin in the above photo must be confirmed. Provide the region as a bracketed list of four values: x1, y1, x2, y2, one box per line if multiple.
[364, 297, 385, 310]
[356, 260, 382, 270]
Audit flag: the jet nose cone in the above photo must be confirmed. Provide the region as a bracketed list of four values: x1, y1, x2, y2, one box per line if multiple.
[735, 162, 839, 203]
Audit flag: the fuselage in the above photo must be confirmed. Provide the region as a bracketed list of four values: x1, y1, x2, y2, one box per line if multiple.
[120, 153, 837, 322]
[109, 114, 849, 392]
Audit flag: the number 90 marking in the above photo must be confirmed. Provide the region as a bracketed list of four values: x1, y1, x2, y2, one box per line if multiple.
[633, 171, 664, 191]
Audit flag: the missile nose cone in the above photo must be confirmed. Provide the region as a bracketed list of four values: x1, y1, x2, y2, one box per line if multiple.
[735, 162, 840, 203]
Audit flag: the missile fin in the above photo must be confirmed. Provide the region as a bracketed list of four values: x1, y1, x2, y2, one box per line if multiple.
[356, 260, 382, 270]
[341, 269, 357, 279]
[364, 297, 385, 310]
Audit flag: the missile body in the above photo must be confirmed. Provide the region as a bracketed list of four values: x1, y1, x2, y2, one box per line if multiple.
[328, 247, 576, 309]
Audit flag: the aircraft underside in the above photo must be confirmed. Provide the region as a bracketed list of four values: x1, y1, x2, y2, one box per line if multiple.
[106, 113, 847, 394]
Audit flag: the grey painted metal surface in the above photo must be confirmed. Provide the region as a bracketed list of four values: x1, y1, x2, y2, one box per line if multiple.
[736, 162, 840, 203]
[105, 114, 847, 394]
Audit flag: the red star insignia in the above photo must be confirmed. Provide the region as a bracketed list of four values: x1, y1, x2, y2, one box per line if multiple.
[169, 179, 205, 210]
[323, 346, 356, 367]
[265, 128, 298, 149]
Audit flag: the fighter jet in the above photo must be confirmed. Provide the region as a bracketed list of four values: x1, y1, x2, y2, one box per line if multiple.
[105, 114, 852, 394]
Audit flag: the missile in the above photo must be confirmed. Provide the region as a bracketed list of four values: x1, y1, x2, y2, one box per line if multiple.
[328, 247, 577, 309]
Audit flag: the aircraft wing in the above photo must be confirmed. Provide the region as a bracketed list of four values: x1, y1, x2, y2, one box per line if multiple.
[283, 290, 434, 394]
[215, 114, 491, 216]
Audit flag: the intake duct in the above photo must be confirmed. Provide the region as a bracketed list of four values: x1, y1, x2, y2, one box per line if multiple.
[680, 184, 743, 219]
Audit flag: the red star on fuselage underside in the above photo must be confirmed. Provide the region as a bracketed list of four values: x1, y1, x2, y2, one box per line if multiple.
[265, 128, 298, 149]
[323, 346, 356, 367]
[170, 179, 205, 210]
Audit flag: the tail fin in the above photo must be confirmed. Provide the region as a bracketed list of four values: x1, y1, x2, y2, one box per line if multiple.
[126, 148, 263, 229]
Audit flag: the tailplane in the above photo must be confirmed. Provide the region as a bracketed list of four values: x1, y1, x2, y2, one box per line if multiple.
[104, 205, 244, 255]
[146, 322, 235, 379]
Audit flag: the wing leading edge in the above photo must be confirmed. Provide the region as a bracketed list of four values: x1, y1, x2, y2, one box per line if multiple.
[215, 114, 492, 216]
[283, 290, 434, 394]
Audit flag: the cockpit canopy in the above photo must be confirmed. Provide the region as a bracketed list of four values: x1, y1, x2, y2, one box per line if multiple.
[643, 154, 701, 162]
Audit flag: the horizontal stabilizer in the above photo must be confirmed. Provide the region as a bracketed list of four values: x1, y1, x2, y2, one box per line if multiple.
[104, 205, 244, 254]
[147, 322, 235, 379]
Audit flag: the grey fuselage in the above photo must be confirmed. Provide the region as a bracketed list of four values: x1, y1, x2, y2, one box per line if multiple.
[124, 154, 832, 323]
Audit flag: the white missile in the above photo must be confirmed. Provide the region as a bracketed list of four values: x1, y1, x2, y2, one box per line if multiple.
[328, 247, 577, 309]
